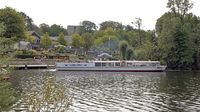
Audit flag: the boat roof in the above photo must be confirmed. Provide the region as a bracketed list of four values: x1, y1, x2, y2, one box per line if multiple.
[93, 60, 160, 63]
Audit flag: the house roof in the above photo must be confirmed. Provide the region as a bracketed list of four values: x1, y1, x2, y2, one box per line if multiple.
[28, 31, 41, 39]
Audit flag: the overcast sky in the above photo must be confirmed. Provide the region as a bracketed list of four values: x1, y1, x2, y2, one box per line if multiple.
[0, 0, 200, 30]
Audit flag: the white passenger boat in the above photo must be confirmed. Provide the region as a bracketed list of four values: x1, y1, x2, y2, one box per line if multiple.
[55, 60, 166, 72]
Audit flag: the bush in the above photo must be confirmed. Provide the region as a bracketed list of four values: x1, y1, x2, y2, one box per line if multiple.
[0, 81, 17, 111]
[25, 50, 37, 55]
[0, 70, 17, 111]
[15, 50, 23, 55]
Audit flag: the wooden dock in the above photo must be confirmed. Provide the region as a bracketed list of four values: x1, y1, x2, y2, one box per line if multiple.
[3, 64, 55, 69]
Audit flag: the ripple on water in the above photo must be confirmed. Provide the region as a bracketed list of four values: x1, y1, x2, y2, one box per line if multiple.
[10, 70, 200, 112]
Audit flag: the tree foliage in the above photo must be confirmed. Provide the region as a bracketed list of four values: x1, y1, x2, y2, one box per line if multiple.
[49, 24, 67, 36]
[39, 23, 50, 34]
[0, 23, 17, 111]
[82, 33, 94, 52]
[19, 12, 33, 31]
[132, 18, 143, 45]
[39, 23, 67, 36]
[126, 47, 134, 60]
[156, 3, 200, 69]
[119, 40, 128, 60]
[71, 34, 84, 48]
[41, 33, 52, 49]
[0, 7, 26, 40]
[167, 0, 193, 18]
[100, 21, 124, 31]
[25, 32, 35, 43]
[81, 20, 97, 33]
[58, 32, 67, 46]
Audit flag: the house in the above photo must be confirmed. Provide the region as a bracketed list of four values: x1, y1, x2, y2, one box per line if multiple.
[28, 31, 41, 50]
[14, 31, 41, 50]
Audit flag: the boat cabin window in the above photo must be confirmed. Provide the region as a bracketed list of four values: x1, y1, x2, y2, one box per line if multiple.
[102, 63, 106, 67]
[95, 63, 101, 67]
[149, 63, 159, 66]
[140, 64, 146, 67]
[115, 62, 120, 67]
[127, 63, 132, 67]
[108, 63, 114, 67]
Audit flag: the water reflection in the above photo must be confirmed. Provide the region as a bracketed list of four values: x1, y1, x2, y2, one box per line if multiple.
[10, 70, 200, 112]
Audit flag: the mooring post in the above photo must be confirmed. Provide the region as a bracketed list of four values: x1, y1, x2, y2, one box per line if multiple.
[25, 64, 28, 69]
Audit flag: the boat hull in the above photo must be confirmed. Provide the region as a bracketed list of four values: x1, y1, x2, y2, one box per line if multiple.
[56, 66, 166, 72]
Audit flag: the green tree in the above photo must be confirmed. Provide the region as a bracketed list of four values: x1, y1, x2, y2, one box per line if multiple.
[156, 11, 196, 69]
[58, 32, 67, 46]
[124, 25, 134, 31]
[193, 23, 200, 69]
[81, 20, 97, 33]
[39, 23, 50, 34]
[41, 32, 52, 49]
[132, 18, 143, 45]
[100, 21, 124, 30]
[167, 22, 193, 69]
[82, 33, 94, 53]
[134, 41, 159, 61]
[126, 47, 134, 60]
[19, 12, 33, 31]
[0, 7, 26, 40]
[0, 23, 15, 52]
[167, 0, 193, 18]
[49, 24, 67, 36]
[119, 40, 128, 60]
[32, 24, 43, 36]
[25, 32, 35, 43]
[71, 34, 84, 48]
[0, 22, 17, 111]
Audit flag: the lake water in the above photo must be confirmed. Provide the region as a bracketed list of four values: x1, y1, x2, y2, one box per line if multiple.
[10, 70, 200, 112]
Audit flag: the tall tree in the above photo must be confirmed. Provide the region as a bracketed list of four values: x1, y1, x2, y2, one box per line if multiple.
[82, 33, 94, 53]
[41, 32, 52, 49]
[32, 24, 43, 36]
[132, 18, 142, 45]
[156, 12, 195, 69]
[100, 21, 124, 31]
[58, 32, 67, 46]
[126, 47, 133, 60]
[19, 12, 33, 31]
[49, 24, 67, 36]
[81, 20, 97, 33]
[39, 23, 50, 34]
[119, 40, 128, 60]
[25, 32, 35, 43]
[124, 25, 134, 31]
[0, 7, 26, 40]
[167, 0, 193, 19]
[71, 34, 84, 48]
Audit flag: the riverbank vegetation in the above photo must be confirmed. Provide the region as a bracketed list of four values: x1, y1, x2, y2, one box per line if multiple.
[0, 23, 17, 111]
